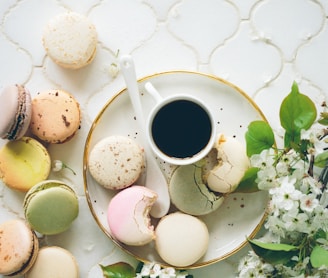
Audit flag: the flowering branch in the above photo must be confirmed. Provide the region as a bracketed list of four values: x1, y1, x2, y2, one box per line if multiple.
[237, 82, 328, 277]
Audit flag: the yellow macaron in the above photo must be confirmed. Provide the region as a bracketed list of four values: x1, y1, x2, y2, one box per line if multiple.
[0, 137, 51, 192]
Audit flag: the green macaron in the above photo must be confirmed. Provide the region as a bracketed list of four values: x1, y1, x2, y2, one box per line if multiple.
[23, 180, 79, 235]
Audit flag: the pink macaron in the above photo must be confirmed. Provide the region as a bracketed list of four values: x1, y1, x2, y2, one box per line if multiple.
[0, 84, 32, 140]
[107, 185, 157, 246]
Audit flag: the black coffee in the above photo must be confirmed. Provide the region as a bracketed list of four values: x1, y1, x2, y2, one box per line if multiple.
[151, 99, 212, 158]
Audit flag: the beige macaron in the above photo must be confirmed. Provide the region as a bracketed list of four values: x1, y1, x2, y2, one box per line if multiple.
[25, 246, 79, 278]
[30, 89, 81, 144]
[43, 12, 97, 69]
[155, 212, 209, 267]
[88, 136, 145, 189]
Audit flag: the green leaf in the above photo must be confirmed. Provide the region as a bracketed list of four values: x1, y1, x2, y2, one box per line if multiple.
[100, 262, 136, 278]
[248, 238, 299, 265]
[310, 245, 328, 268]
[314, 151, 328, 168]
[279, 82, 317, 148]
[245, 121, 274, 157]
[235, 167, 259, 193]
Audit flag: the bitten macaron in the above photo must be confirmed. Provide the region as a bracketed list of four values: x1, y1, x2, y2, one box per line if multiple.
[0, 137, 51, 192]
[0, 219, 39, 276]
[26, 246, 79, 278]
[169, 162, 224, 216]
[30, 89, 81, 144]
[43, 12, 97, 69]
[0, 84, 32, 140]
[23, 180, 79, 235]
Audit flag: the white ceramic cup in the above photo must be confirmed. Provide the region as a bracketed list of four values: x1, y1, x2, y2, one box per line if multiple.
[145, 83, 216, 165]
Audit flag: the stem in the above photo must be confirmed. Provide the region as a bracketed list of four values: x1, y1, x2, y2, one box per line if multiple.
[307, 154, 314, 177]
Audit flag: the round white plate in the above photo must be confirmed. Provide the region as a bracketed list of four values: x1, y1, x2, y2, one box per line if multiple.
[83, 71, 269, 268]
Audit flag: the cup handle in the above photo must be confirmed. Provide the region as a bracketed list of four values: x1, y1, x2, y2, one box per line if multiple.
[144, 82, 163, 103]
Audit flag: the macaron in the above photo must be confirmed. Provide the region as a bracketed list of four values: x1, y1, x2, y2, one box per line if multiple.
[25, 246, 79, 278]
[169, 162, 224, 215]
[88, 136, 145, 190]
[155, 212, 209, 267]
[23, 180, 79, 235]
[0, 137, 51, 192]
[107, 185, 157, 246]
[30, 89, 81, 144]
[205, 133, 250, 193]
[43, 12, 97, 69]
[0, 84, 32, 140]
[0, 219, 39, 276]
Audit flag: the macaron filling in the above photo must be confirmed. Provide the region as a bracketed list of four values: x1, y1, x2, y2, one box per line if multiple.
[0, 85, 31, 140]
[9, 234, 38, 276]
[7, 85, 30, 140]
[0, 220, 39, 276]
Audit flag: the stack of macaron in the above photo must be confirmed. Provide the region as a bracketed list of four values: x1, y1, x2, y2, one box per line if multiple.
[0, 219, 79, 277]
[88, 133, 250, 267]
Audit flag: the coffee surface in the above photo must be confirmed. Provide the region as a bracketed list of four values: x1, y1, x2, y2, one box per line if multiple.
[151, 99, 212, 158]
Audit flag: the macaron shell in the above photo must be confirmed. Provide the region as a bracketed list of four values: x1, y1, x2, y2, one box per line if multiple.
[155, 212, 209, 267]
[88, 136, 145, 189]
[24, 180, 79, 235]
[0, 219, 39, 276]
[169, 163, 224, 215]
[25, 246, 79, 278]
[30, 90, 81, 144]
[107, 185, 157, 246]
[0, 137, 51, 192]
[42, 12, 97, 69]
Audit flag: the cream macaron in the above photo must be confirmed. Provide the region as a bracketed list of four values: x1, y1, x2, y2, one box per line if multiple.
[88, 136, 145, 190]
[155, 212, 209, 267]
[205, 133, 250, 193]
[43, 12, 97, 69]
[30, 89, 81, 144]
[107, 185, 157, 246]
[26, 246, 79, 278]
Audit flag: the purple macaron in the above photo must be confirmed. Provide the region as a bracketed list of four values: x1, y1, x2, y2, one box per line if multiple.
[0, 84, 32, 140]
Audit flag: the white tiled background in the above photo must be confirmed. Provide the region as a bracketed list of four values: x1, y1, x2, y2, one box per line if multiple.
[1, 0, 328, 277]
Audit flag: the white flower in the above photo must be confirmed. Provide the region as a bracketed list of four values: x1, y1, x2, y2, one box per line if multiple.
[52, 160, 76, 175]
[300, 193, 319, 213]
[52, 159, 64, 172]
[282, 209, 309, 232]
[250, 149, 275, 169]
[269, 177, 302, 211]
[257, 166, 278, 190]
[264, 215, 286, 238]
